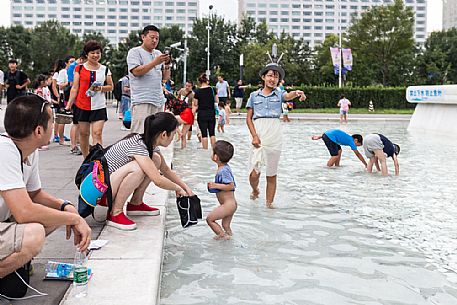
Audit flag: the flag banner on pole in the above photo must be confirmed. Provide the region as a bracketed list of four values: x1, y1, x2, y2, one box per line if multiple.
[342, 48, 353, 71]
[330, 47, 341, 75]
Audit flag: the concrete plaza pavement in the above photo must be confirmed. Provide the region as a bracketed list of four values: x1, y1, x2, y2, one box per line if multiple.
[0, 103, 129, 305]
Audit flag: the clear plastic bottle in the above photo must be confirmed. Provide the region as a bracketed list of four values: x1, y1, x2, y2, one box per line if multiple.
[73, 248, 88, 298]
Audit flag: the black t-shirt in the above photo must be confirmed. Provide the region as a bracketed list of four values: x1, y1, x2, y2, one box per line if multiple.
[194, 87, 216, 118]
[5, 70, 28, 99]
[233, 85, 244, 98]
[378, 134, 395, 158]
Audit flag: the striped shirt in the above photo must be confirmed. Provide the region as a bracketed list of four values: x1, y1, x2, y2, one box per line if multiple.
[104, 134, 159, 174]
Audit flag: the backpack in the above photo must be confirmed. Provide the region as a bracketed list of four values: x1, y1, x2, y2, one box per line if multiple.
[75, 144, 112, 219]
[113, 76, 127, 101]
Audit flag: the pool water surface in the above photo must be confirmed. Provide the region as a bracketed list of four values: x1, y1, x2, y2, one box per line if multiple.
[160, 120, 457, 305]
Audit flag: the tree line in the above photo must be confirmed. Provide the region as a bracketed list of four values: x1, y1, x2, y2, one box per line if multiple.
[0, 0, 455, 88]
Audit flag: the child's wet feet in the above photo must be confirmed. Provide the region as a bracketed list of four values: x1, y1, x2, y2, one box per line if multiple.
[250, 188, 260, 200]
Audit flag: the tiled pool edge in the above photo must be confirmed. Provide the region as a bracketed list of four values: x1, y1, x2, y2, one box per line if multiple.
[60, 144, 174, 305]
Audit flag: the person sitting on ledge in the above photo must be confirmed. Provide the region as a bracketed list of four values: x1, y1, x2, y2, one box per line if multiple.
[103, 112, 194, 230]
[0, 95, 91, 295]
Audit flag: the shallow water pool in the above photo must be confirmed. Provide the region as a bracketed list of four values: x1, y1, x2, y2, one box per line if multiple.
[160, 120, 457, 304]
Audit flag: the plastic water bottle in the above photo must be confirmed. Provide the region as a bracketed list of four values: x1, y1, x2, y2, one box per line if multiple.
[73, 248, 88, 298]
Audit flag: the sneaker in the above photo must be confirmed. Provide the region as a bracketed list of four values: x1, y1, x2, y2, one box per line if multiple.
[64, 136, 70, 141]
[127, 202, 160, 216]
[53, 135, 60, 143]
[106, 212, 137, 230]
[120, 126, 131, 131]
[70, 146, 82, 155]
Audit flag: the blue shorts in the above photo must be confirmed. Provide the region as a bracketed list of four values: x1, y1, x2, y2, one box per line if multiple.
[340, 109, 348, 115]
[322, 133, 341, 157]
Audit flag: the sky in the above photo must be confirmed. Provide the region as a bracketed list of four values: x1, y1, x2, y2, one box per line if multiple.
[0, 0, 443, 33]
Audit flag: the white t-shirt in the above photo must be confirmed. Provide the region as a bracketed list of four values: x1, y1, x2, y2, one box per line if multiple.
[0, 136, 41, 222]
[338, 98, 351, 111]
[57, 69, 68, 94]
[0, 69, 4, 85]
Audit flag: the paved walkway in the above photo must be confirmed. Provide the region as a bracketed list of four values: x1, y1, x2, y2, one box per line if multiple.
[0, 104, 130, 305]
[0, 100, 412, 305]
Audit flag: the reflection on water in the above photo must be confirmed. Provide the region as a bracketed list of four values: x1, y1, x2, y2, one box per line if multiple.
[161, 120, 457, 304]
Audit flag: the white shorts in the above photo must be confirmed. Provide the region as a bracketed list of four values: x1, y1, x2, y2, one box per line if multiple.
[235, 97, 243, 109]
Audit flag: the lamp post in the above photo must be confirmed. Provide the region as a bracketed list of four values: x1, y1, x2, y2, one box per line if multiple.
[338, 0, 342, 88]
[183, 37, 188, 86]
[206, 5, 213, 76]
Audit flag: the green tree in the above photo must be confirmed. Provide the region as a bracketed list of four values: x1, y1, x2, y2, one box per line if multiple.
[313, 34, 339, 85]
[30, 21, 81, 78]
[417, 29, 457, 84]
[110, 30, 142, 82]
[187, 15, 238, 83]
[0, 25, 33, 75]
[347, 0, 416, 86]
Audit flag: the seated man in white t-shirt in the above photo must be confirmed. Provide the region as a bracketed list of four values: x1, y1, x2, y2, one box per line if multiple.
[0, 96, 91, 290]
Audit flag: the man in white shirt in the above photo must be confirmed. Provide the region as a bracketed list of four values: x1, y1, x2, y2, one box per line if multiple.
[0, 95, 91, 287]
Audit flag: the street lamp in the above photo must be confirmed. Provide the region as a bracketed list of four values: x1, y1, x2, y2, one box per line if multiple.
[338, 0, 342, 88]
[206, 5, 213, 76]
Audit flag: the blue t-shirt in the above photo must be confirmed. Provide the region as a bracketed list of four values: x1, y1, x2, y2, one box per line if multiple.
[208, 164, 236, 193]
[246, 88, 286, 120]
[378, 134, 395, 157]
[67, 61, 77, 83]
[324, 129, 357, 150]
[216, 80, 229, 98]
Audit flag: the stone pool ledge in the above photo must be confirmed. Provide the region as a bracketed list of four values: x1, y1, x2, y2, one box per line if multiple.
[229, 113, 411, 121]
[60, 144, 174, 305]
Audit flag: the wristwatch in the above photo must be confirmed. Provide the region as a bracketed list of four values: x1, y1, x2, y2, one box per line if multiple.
[60, 200, 73, 211]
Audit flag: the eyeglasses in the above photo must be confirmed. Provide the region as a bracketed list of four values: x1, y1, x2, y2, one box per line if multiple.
[26, 92, 50, 114]
[264, 73, 279, 79]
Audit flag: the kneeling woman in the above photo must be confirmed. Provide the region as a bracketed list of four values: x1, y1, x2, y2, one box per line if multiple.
[103, 112, 194, 230]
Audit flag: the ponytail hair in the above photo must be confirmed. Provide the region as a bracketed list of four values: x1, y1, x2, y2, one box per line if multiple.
[142, 112, 178, 157]
[32, 74, 47, 90]
[198, 73, 209, 85]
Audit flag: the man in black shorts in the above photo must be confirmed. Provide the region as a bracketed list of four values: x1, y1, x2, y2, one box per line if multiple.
[312, 129, 367, 167]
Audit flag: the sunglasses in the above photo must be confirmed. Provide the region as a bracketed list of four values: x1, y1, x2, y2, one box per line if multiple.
[25, 92, 51, 114]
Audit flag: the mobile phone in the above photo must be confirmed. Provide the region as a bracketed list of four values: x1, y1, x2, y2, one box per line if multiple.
[164, 47, 172, 64]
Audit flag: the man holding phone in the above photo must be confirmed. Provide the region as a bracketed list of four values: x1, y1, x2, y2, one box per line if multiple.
[127, 25, 171, 133]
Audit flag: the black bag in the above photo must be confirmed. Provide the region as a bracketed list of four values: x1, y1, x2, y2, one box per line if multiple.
[0, 261, 31, 298]
[176, 195, 202, 228]
[113, 76, 128, 102]
[75, 144, 113, 218]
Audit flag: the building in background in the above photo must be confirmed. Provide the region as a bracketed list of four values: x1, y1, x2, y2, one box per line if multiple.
[443, 0, 456, 30]
[238, 0, 427, 47]
[10, 0, 199, 44]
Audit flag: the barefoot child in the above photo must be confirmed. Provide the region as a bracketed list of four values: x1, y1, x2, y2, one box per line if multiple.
[207, 140, 237, 240]
[217, 101, 226, 133]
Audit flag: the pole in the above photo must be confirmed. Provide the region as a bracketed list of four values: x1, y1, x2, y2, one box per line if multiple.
[239, 53, 244, 81]
[183, 38, 187, 86]
[206, 5, 213, 76]
[338, 0, 342, 88]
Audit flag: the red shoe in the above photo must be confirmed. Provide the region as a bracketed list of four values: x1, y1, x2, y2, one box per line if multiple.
[106, 212, 137, 230]
[126, 202, 160, 216]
